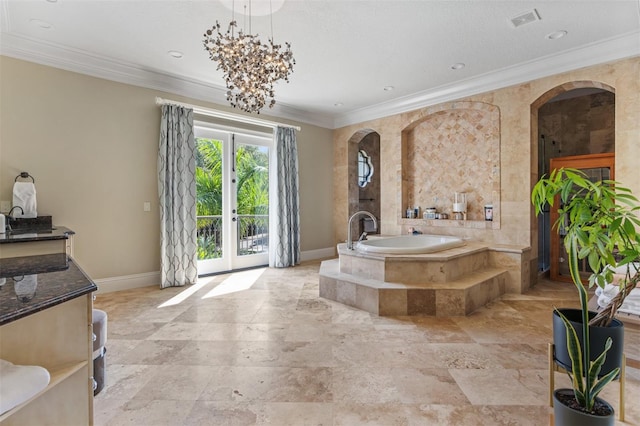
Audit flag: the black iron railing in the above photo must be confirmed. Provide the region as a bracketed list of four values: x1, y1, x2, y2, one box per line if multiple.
[196, 214, 269, 260]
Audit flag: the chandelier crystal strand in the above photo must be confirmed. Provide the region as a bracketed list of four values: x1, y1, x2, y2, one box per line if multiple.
[203, 0, 295, 114]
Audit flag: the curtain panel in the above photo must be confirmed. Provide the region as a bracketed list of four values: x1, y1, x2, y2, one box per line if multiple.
[270, 126, 301, 267]
[158, 105, 198, 288]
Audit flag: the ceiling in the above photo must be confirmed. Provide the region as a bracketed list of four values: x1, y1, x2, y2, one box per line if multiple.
[1, 0, 639, 129]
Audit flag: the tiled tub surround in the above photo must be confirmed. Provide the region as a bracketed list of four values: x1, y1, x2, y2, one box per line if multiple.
[333, 58, 640, 283]
[319, 242, 530, 316]
[401, 103, 500, 226]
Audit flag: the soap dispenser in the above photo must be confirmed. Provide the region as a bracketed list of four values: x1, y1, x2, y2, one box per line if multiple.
[0, 213, 5, 234]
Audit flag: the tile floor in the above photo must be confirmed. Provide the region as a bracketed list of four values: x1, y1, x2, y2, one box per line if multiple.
[93, 261, 639, 425]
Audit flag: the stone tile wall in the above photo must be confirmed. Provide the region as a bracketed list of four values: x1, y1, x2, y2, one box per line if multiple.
[333, 57, 640, 279]
[402, 102, 500, 222]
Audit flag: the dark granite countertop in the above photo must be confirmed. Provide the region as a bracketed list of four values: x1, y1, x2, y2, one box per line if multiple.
[0, 226, 75, 244]
[0, 254, 97, 326]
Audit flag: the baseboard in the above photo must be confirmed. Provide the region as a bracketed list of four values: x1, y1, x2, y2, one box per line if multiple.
[300, 246, 336, 262]
[94, 271, 160, 294]
[95, 247, 336, 293]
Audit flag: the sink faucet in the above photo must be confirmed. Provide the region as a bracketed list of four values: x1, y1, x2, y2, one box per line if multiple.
[347, 210, 378, 250]
[6, 206, 24, 231]
[8, 206, 23, 218]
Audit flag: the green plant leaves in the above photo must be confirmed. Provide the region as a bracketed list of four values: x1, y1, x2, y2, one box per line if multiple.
[556, 309, 585, 404]
[534, 167, 640, 411]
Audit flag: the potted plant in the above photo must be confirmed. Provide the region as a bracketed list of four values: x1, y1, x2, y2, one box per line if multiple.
[531, 168, 640, 424]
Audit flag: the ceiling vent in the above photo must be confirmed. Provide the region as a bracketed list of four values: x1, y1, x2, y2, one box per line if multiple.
[510, 9, 541, 28]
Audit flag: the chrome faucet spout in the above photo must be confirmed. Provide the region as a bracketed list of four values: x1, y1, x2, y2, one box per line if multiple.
[347, 210, 378, 250]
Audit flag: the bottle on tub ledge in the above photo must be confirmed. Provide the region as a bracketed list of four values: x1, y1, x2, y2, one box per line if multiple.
[423, 208, 437, 220]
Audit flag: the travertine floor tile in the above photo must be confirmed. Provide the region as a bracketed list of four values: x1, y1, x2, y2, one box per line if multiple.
[104, 399, 197, 426]
[131, 365, 216, 401]
[449, 368, 547, 405]
[94, 261, 639, 426]
[199, 366, 333, 402]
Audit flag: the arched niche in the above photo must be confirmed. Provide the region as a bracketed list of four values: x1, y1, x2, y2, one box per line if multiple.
[530, 81, 616, 274]
[348, 129, 381, 240]
[400, 101, 501, 227]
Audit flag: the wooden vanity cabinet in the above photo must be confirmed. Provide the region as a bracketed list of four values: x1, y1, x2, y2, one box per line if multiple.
[0, 293, 94, 425]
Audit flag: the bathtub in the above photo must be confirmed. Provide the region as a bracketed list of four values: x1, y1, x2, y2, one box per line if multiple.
[356, 234, 465, 254]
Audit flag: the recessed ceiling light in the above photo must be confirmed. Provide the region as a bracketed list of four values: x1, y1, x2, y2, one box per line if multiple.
[383, 86, 394, 91]
[451, 63, 466, 70]
[29, 19, 53, 29]
[334, 102, 344, 107]
[546, 30, 568, 40]
[168, 50, 184, 59]
[45, 0, 58, 3]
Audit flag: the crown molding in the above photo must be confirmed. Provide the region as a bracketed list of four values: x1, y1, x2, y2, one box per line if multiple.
[0, 2, 9, 33]
[334, 30, 640, 129]
[1, 29, 638, 130]
[0, 32, 336, 129]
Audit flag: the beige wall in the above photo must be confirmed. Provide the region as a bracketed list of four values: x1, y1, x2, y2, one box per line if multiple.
[0, 56, 334, 279]
[333, 57, 640, 264]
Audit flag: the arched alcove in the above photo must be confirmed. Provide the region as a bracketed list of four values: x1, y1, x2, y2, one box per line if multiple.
[347, 129, 381, 240]
[400, 101, 500, 227]
[530, 81, 616, 276]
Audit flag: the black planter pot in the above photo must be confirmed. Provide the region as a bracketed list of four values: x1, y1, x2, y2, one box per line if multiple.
[553, 389, 614, 426]
[552, 308, 624, 377]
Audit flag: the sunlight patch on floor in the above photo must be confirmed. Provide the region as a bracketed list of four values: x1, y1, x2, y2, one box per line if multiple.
[202, 268, 266, 299]
[157, 276, 216, 308]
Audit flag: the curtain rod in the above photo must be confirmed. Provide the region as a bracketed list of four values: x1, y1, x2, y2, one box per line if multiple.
[155, 97, 301, 131]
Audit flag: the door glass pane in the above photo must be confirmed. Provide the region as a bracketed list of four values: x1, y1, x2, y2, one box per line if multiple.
[196, 137, 223, 260]
[235, 143, 269, 257]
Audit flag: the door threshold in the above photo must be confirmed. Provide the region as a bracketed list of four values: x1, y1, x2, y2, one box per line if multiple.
[198, 264, 269, 278]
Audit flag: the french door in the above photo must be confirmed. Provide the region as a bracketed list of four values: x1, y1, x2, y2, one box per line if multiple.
[194, 124, 272, 275]
[549, 153, 615, 283]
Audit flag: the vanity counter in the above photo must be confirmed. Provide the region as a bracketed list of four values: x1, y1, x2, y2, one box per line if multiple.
[0, 226, 75, 244]
[0, 227, 75, 259]
[0, 253, 96, 325]
[0, 253, 96, 424]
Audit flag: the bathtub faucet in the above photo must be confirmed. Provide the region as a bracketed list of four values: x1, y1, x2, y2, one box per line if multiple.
[347, 211, 378, 250]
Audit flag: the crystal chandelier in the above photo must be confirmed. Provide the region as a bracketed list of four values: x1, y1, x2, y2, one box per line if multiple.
[203, 1, 295, 114]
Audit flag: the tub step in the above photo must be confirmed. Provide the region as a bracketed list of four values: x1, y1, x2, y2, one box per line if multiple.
[319, 259, 509, 316]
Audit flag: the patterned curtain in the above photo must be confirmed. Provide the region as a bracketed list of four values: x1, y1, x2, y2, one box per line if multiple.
[270, 126, 301, 267]
[157, 105, 198, 288]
